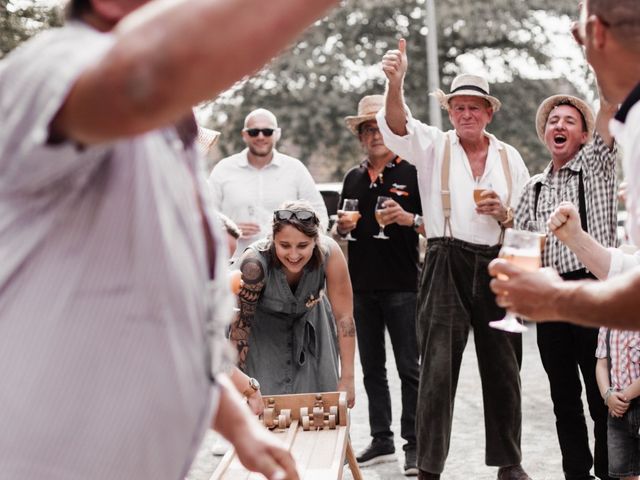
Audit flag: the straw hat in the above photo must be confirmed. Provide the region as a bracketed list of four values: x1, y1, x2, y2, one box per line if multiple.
[431, 73, 501, 112]
[535, 94, 595, 144]
[344, 95, 385, 135]
[197, 127, 221, 154]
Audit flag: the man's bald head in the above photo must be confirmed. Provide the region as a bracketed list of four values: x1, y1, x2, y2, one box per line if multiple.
[244, 109, 278, 129]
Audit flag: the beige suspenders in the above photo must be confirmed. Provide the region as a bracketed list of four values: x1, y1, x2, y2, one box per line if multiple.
[440, 135, 512, 240]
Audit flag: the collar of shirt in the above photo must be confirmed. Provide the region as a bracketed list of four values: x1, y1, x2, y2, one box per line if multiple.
[448, 130, 508, 181]
[538, 148, 586, 187]
[238, 148, 283, 169]
[614, 81, 640, 124]
[361, 155, 400, 186]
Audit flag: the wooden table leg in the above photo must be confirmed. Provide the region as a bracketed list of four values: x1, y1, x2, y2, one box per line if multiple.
[345, 439, 363, 480]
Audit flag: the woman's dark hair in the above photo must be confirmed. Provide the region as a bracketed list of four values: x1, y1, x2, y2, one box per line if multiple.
[66, 0, 92, 19]
[268, 200, 324, 270]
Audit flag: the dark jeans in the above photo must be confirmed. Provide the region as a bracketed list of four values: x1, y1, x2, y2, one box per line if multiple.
[416, 238, 523, 474]
[608, 400, 640, 478]
[354, 291, 419, 450]
[537, 320, 611, 480]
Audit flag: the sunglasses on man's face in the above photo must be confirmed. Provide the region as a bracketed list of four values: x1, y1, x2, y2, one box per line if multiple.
[244, 128, 275, 137]
[273, 209, 317, 222]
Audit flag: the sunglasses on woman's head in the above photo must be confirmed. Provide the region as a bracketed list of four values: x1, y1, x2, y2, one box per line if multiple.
[273, 209, 317, 222]
[244, 128, 275, 137]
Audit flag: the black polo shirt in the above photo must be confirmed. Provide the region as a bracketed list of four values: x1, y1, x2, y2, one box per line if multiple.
[339, 157, 422, 293]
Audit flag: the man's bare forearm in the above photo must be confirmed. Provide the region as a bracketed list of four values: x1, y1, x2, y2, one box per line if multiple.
[58, 0, 339, 143]
[554, 268, 640, 330]
[384, 81, 408, 136]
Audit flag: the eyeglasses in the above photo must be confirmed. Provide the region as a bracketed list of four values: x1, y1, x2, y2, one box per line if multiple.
[273, 209, 317, 222]
[360, 125, 381, 137]
[244, 128, 275, 137]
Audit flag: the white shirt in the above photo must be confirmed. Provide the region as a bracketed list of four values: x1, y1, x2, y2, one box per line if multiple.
[208, 148, 329, 257]
[0, 22, 231, 480]
[607, 89, 640, 277]
[376, 108, 530, 245]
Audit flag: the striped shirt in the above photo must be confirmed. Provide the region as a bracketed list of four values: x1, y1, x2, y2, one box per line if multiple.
[0, 21, 232, 480]
[515, 134, 618, 274]
[596, 328, 640, 391]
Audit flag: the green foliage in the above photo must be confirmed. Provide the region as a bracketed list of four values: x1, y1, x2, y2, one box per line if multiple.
[0, 0, 63, 59]
[203, 0, 586, 178]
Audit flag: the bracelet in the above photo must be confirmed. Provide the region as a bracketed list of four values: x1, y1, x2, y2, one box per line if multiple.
[603, 387, 616, 405]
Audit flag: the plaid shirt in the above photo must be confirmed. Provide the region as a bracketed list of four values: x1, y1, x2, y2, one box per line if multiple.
[596, 328, 640, 390]
[515, 134, 618, 274]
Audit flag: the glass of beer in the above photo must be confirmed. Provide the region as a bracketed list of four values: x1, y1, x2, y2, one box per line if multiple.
[473, 176, 492, 205]
[489, 228, 541, 333]
[341, 199, 360, 241]
[524, 220, 547, 254]
[373, 196, 391, 239]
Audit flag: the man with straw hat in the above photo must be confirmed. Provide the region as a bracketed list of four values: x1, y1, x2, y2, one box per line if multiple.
[377, 39, 530, 480]
[338, 94, 422, 475]
[514, 92, 617, 480]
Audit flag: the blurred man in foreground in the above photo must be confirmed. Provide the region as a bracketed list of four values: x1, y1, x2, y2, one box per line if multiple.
[0, 0, 339, 478]
[490, 0, 640, 331]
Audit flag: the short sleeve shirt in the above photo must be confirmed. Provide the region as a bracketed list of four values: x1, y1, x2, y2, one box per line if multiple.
[0, 22, 228, 480]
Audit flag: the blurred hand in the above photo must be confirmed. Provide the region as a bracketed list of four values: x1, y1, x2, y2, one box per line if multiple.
[231, 420, 299, 480]
[548, 202, 582, 245]
[237, 222, 261, 238]
[618, 181, 628, 205]
[246, 390, 265, 416]
[489, 260, 564, 320]
[381, 38, 408, 86]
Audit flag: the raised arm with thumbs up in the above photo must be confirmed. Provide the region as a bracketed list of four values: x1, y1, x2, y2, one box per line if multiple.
[381, 38, 409, 136]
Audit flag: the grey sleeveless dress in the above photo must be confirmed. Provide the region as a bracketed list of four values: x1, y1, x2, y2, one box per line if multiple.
[244, 238, 339, 395]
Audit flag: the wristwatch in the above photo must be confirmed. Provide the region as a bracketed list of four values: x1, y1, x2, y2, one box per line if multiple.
[242, 377, 260, 398]
[412, 214, 423, 229]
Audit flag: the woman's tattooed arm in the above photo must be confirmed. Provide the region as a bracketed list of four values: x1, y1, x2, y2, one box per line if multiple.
[229, 251, 265, 370]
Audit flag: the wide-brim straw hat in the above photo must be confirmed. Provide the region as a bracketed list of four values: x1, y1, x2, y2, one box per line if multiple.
[344, 94, 385, 135]
[197, 127, 221, 154]
[535, 94, 595, 143]
[431, 73, 501, 112]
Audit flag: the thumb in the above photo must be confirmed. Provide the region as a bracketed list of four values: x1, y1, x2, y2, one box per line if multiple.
[398, 38, 406, 55]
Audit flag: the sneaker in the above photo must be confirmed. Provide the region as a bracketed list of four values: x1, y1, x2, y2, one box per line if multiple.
[403, 448, 418, 476]
[356, 439, 396, 466]
[497, 464, 532, 480]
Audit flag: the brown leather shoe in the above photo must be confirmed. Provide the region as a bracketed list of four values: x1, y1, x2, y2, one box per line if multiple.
[497, 465, 532, 480]
[418, 470, 440, 480]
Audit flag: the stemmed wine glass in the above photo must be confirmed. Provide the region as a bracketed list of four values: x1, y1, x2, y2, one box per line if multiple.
[373, 196, 391, 240]
[489, 228, 542, 333]
[341, 199, 360, 241]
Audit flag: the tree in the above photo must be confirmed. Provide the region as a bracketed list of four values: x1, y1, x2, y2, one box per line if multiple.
[201, 0, 588, 178]
[0, 0, 62, 60]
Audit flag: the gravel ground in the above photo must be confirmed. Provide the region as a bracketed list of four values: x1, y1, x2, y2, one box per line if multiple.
[188, 324, 594, 480]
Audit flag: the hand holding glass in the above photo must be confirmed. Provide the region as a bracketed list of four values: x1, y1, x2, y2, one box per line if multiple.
[374, 196, 391, 239]
[473, 177, 492, 205]
[489, 229, 542, 333]
[341, 199, 360, 241]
